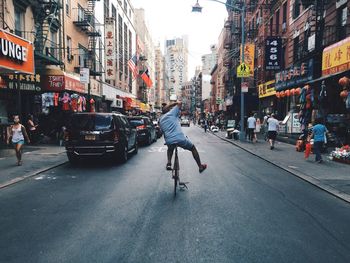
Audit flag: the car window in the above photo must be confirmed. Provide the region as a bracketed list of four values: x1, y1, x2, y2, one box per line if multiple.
[129, 119, 144, 127]
[69, 114, 113, 131]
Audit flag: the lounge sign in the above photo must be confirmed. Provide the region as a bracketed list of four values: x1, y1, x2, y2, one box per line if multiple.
[322, 36, 350, 76]
[0, 30, 34, 74]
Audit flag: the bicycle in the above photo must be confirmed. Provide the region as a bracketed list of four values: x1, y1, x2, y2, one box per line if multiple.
[170, 145, 188, 197]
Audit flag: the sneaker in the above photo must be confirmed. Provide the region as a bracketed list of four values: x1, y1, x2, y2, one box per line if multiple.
[166, 163, 172, 170]
[199, 164, 207, 173]
[317, 160, 323, 164]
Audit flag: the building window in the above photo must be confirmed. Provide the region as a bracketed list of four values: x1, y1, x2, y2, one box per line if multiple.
[276, 9, 280, 34]
[293, 0, 301, 19]
[112, 4, 116, 19]
[269, 17, 273, 36]
[124, 23, 128, 80]
[282, 2, 287, 23]
[67, 36, 72, 62]
[293, 36, 301, 61]
[66, 0, 71, 16]
[78, 5, 84, 21]
[124, 0, 127, 11]
[78, 45, 88, 67]
[50, 31, 58, 58]
[337, 7, 347, 40]
[14, 6, 25, 37]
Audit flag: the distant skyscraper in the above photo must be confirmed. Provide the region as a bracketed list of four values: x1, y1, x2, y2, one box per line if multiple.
[201, 45, 218, 100]
[164, 36, 189, 99]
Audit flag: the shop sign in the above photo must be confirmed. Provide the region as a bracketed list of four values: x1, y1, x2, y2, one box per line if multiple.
[258, 80, 276, 98]
[105, 17, 115, 80]
[80, 68, 90, 84]
[45, 74, 86, 93]
[240, 43, 255, 77]
[0, 30, 34, 74]
[116, 98, 123, 108]
[292, 113, 301, 133]
[1, 74, 41, 91]
[322, 36, 350, 76]
[265, 37, 282, 70]
[90, 79, 101, 97]
[275, 59, 313, 91]
[241, 82, 248, 92]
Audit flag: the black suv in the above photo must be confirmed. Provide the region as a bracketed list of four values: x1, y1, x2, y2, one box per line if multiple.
[65, 113, 138, 164]
[128, 116, 157, 145]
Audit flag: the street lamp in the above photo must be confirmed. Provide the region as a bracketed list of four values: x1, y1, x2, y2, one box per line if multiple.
[192, 0, 246, 140]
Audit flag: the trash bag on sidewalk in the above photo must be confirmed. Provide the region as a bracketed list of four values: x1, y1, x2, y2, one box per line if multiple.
[305, 143, 312, 159]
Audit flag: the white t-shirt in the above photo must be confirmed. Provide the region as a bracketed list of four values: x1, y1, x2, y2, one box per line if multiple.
[268, 118, 279, 131]
[247, 117, 256, 129]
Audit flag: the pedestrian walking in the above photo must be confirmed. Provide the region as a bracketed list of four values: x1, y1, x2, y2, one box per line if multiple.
[267, 113, 279, 150]
[247, 113, 256, 142]
[254, 114, 261, 142]
[27, 114, 38, 143]
[204, 119, 208, 133]
[311, 118, 327, 163]
[8, 115, 30, 166]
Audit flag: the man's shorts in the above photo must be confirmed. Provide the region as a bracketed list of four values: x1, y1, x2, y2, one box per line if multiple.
[167, 137, 194, 151]
[268, 131, 277, 140]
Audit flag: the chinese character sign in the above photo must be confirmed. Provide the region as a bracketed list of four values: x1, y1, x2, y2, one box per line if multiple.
[240, 43, 255, 77]
[265, 37, 282, 70]
[322, 36, 350, 76]
[105, 18, 115, 80]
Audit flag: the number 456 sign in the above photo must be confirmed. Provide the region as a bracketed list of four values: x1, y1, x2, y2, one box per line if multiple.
[265, 37, 282, 70]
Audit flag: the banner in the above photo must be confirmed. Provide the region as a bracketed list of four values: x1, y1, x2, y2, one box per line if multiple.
[105, 18, 115, 80]
[258, 80, 276, 98]
[322, 36, 350, 76]
[240, 43, 255, 77]
[265, 37, 282, 70]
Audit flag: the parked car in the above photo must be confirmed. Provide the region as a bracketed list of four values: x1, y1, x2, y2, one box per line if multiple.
[153, 120, 163, 138]
[128, 116, 157, 145]
[180, 117, 190, 127]
[65, 112, 138, 164]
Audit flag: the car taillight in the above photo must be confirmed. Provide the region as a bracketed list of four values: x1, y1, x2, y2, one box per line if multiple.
[114, 131, 120, 142]
[137, 125, 146, 130]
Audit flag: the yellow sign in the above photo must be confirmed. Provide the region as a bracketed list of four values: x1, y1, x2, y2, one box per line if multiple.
[322, 36, 350, 76]
[258, 80, 276, 98]
[240, 43, 255, 77]
[237, 62, 251, 77]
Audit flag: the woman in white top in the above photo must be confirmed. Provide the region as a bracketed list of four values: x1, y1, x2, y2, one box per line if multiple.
[9, 115, 30, 166]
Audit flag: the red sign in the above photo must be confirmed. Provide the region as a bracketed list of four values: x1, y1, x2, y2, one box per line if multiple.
[44, 74, 86, 93]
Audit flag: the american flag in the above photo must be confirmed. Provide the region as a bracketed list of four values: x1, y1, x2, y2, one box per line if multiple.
[128, 54, 138, 78]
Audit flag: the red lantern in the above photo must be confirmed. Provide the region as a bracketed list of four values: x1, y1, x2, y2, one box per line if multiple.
[295, 88, 301, 95]
[280, 91, 285, 98]
[339, 77, 350, 87]
[290, 88, 296, 96]
[340, 90, 349, 98]
[285, 89, 291, 97]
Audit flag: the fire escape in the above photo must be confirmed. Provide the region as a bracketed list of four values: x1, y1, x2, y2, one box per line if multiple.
[33, 0, 63, 70]
[73, 0, 103, 76]
[0, 0, 10, 30]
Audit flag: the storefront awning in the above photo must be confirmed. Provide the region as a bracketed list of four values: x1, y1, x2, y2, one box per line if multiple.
[306, 70, 346, 84]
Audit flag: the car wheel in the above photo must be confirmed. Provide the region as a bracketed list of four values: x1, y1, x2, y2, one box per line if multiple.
[119, 146, 128, 163]
[67, 153, 79, 165]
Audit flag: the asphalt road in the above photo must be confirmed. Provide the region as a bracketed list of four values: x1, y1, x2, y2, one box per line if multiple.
[1, 126, 350, 263]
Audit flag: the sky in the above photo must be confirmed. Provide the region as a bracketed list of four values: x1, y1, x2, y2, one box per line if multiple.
[132, 0, 228, 77]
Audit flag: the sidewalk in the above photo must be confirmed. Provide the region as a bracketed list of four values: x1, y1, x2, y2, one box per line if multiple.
[211, 129, 350, 203]
[0, 145, 67, 189]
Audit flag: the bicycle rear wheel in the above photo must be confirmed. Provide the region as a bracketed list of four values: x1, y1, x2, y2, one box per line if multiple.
[173, 170, 178, 196]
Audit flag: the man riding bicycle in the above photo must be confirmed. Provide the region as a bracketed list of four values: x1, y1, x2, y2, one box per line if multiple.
[160, 101, 207, 173]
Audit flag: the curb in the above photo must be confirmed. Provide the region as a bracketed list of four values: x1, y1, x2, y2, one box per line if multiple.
[0, 161, 68, 190]
[208, 130, 350, 204]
